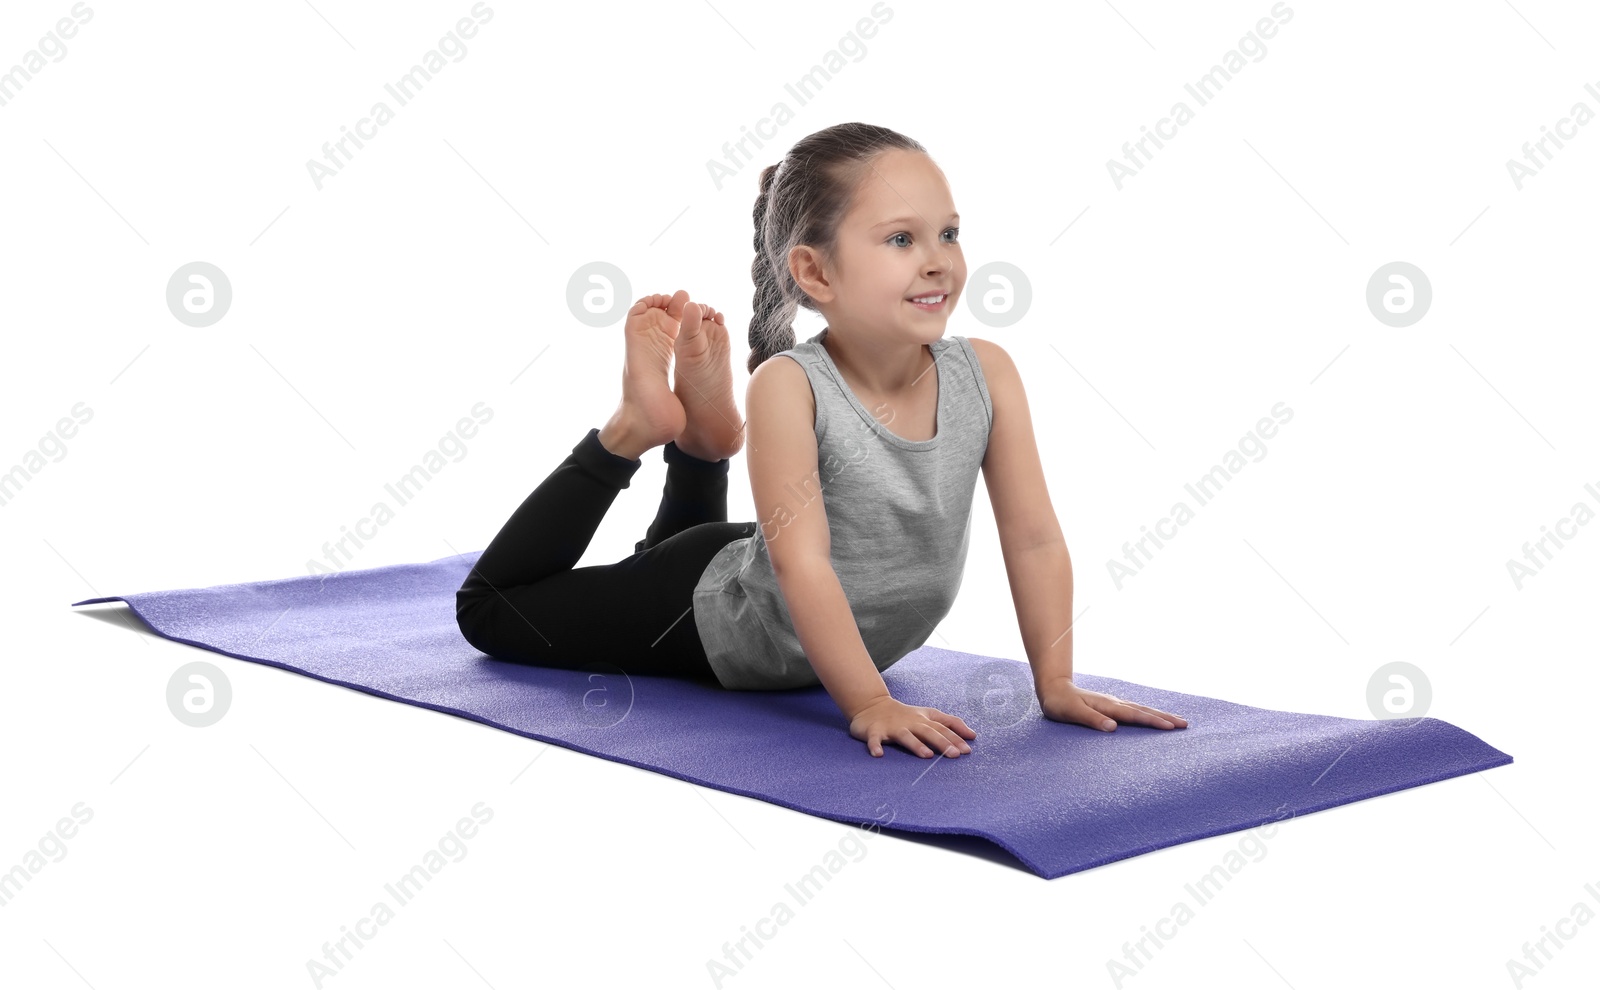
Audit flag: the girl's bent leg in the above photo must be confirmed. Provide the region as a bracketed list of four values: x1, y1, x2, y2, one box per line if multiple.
[457, 427, 640, 602]
[635, 440, 732, 554]
[457, 519, 758, 683]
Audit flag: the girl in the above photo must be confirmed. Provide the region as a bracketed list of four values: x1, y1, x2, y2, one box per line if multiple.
[456, 122, 1187, 759]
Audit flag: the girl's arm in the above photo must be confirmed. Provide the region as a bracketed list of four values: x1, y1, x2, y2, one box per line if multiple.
[965, 339, 1074, 689]
[744, 356, 890, 718]
[967, 338, 1186, 732]
[746, 358, 974, 757]
[774, 559, 888, 718]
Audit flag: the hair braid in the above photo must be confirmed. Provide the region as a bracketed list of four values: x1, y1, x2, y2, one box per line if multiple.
[747, 163, 799, 375]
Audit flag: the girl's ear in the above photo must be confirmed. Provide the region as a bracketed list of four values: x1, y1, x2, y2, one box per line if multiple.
[788, 244, 834, 305]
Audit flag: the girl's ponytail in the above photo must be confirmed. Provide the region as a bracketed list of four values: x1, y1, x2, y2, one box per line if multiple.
[747, 162, 798, 375]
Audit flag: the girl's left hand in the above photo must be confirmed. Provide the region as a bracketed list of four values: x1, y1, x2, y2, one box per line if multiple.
[1037, 679, 1188, 732]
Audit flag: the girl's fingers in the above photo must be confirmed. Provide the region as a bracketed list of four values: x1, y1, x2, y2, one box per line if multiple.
[928, 709, 977, 738]
[914, 726, 946, 757]
[1097, 701, 1185, 729]
[920, 722, 970, 756]
[1119, 702, 1182, 727]
[917, 712, 973, 750]
[1080, 699, 1118, 730]
[1147, 704, 1187, 725]
[1141, 704, 1186, 727]
[862, 722, 973, 758]
[896, 728, 934, 758]
[925, 727, 965, 756]
[937, 723, 971, 753]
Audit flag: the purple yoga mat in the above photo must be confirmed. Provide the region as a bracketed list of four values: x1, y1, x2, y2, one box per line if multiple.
[71, 551, 1512, 879]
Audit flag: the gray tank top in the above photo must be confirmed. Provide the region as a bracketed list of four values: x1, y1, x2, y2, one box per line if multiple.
[692, 328, 993, 690]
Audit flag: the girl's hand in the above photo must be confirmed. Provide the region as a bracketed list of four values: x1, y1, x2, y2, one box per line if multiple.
[1037, 678, 1188, 732]
[849, 697, 976, 758]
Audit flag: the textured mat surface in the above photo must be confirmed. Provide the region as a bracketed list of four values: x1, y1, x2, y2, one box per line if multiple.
[71, 551, 1513, 879]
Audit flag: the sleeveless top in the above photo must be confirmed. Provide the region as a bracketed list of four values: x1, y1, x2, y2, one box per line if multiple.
[691, 328, 993, 691]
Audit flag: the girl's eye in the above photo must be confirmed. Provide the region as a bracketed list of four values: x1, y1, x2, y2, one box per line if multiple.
[889, 227, 960, 247]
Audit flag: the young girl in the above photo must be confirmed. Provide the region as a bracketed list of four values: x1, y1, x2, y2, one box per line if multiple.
[456, 122, 1187, 759]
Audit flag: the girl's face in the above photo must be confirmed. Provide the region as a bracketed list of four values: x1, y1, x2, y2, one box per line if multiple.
[811, 149, 966, 346]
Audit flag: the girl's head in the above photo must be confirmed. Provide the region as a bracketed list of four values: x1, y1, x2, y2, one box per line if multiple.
[747, 122, 964, 373]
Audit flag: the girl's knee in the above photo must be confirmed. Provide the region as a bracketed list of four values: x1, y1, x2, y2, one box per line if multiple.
[455, 591, 563, 667]
[455, 592, 502, 657]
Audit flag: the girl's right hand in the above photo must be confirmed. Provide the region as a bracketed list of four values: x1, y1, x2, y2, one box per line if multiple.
[849, 697, 976, 758]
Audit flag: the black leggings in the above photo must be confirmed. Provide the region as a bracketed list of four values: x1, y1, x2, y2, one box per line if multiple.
[455, 427, 757, 684]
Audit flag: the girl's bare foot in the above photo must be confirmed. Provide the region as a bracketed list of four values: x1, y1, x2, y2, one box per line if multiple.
[597, 293, 689, 461]
[671, 300, 745, 462]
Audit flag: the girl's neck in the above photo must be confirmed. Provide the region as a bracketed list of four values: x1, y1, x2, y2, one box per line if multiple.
[819, 326, 933, 396]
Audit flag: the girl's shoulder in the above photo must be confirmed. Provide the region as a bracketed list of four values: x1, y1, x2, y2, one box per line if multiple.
[948, 335, 997, 432]
[956, 334, 1003, 379]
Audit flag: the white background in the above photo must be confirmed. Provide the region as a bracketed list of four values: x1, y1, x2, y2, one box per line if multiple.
[2, 0, 1596, 987]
